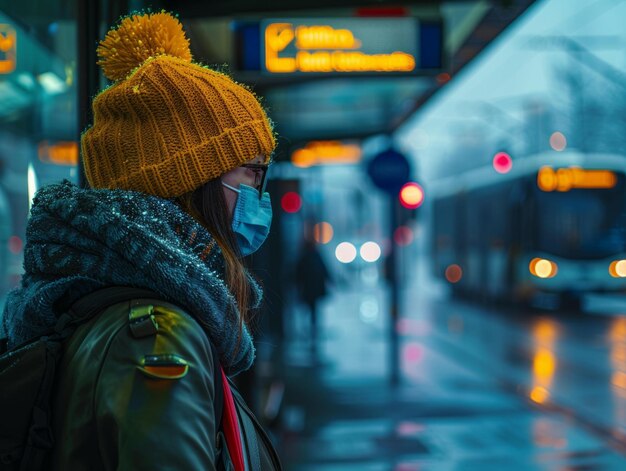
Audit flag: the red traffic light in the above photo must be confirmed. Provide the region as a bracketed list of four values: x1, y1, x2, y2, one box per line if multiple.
[493, 152, 512, 174]
[399, 182, 424, 209]
[281, 192, 302, 213]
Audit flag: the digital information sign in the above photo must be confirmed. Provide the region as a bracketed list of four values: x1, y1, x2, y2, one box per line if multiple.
[235, 18, 442, 74]
[537, 166, 617, 192]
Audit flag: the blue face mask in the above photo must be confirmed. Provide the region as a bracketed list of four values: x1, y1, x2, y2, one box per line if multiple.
[222, 182, 273, 257]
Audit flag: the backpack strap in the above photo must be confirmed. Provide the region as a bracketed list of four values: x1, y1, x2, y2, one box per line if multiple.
[60, 286, 159, 332]
[237, 403, 261, 470]
[18, 340, 61, 471]
[229, 384, 283, 470]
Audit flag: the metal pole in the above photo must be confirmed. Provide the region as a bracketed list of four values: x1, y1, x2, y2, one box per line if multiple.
[389, 195, 400, 386]
[77, 0, 101, 188]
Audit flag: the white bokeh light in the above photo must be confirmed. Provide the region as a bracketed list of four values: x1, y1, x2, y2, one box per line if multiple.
[335, 242, 357, 263]
[360, 241, 382, 262]
[549, 131, 567, 151]
[359, 298, 379, 323]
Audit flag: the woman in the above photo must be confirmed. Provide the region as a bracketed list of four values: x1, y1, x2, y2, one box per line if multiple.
[0, 11, 280, 470]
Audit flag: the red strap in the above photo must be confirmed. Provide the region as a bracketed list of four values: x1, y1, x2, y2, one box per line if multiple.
[220, 368, 245, 471]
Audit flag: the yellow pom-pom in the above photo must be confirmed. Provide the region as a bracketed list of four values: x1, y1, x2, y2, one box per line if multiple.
[97, 11, 192, 81]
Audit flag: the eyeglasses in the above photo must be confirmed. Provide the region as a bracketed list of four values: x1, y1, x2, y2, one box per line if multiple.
[241, 163, 270, 198]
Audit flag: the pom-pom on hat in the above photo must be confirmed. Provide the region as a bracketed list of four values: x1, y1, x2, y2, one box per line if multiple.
[81, 11, 276, 198]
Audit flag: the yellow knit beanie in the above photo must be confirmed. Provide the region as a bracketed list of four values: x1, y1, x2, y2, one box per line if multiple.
[81, 11, 276, 198]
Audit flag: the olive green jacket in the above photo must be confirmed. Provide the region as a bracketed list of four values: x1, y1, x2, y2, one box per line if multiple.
[49, 296, 279, 470]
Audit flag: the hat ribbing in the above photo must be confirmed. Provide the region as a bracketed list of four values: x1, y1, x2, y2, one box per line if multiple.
[81, 12, 276, 198]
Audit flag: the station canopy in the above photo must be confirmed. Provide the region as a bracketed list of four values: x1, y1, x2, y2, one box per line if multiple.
[163, 0, 535, 158]
[0, 0, 534, 159]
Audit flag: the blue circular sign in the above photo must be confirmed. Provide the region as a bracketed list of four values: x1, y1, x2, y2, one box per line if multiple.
[367, 148, 411, 194]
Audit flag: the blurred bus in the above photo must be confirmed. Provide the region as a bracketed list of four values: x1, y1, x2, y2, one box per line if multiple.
[430, 151, 626, 309]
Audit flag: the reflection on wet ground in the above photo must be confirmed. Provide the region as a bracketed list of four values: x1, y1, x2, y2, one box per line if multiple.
[274, 277, 626, 470]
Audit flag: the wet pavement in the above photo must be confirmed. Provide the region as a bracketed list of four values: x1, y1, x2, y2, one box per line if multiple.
[272, 269, 626, 470]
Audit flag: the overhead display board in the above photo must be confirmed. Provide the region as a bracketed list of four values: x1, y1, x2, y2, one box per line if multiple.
[235, 18, 442, 74]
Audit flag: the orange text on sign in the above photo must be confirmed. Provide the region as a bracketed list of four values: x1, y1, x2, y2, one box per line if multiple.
[0, 24, 17, 74]
[537, 166, 617, 192]
[265, 23, 415, 73]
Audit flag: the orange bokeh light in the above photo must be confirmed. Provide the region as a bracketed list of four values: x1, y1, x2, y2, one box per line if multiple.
[530, 386, 550, 404]
[313, 222, 334, 244]
[529, 258, 558, 278]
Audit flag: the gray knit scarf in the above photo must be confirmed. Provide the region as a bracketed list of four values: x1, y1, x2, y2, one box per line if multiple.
[0, 180, 259, 376]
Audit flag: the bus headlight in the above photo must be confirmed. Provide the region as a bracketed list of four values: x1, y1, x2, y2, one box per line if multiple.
[609, 260, 626, 278]
[530, 258, 558, 278]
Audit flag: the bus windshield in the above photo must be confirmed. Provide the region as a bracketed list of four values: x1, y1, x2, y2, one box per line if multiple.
[535, 179, 626, 260]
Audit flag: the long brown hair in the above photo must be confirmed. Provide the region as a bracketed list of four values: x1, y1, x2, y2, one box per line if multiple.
[175, 178, 251, 348]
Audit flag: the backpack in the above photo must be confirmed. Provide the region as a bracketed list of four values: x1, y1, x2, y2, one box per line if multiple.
[0, 287, 225, 471]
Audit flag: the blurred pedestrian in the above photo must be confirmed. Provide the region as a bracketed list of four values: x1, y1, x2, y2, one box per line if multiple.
[295, 232, 332, 352]
[0, 11, 280, 470]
